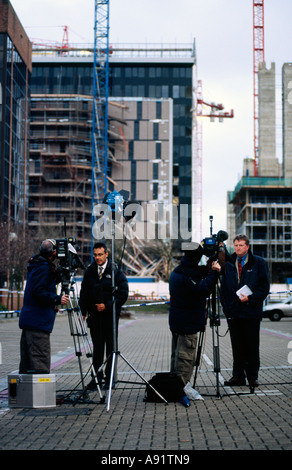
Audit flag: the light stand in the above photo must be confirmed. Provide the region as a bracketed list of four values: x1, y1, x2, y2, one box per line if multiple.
[61, 272, 105, 405]
[98, 190, 168, 411]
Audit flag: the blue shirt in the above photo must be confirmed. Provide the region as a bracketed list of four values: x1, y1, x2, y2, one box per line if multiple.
[238, 253, 248, 266]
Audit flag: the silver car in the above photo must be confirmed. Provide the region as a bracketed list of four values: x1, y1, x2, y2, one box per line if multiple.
[263, 295, 292, 321]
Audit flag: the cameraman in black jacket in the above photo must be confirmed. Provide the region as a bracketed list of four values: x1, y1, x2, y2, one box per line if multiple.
[79, 242, 128, 389]
[169, 242, 221, 400]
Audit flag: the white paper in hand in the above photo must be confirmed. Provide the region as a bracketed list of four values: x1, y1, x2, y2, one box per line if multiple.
[236, 285, 253, 298]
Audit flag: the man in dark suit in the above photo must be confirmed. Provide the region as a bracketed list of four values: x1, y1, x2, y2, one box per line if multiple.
[220, 234, 270, 389]
[79, 242, 128, 389]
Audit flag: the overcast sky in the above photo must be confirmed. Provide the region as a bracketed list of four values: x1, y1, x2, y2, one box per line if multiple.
[11, 0, 292, 237]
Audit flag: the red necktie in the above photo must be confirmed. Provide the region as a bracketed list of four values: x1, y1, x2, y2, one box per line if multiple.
[238, 258, 243, 278]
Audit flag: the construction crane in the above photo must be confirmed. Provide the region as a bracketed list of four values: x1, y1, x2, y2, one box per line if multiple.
[31, 25, 70, 55]
[194, 79, 234, 241]
[253, 0, 265, 176]
[91, 0, 110, 249]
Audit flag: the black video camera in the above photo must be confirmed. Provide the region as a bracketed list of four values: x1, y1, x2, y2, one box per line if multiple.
[56, 237, 85, 293]
[56, 237, 84, 271]
[201, 230, 228, 258]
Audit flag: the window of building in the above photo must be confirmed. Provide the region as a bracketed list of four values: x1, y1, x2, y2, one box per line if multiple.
[156, 101, 161, 118]
[172, 85, 180, 98]
[161, 85, 168, 98]
[137, 101, 142, 120]
[153, 162, 159, 179]
[156, 142, 161, 159]
[128, 141, 134, 160]
[153, 122, 159, 140]
[134, 121, 139, 140]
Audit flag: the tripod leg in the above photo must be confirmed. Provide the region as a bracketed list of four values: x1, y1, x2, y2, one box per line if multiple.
[212, 325, 222, 398]
[67, 298, 105, 403]
[67, 309, 86, 391]
[106, 352, 117, 411]
[119, 352, 168, 404]
[193, 330, 205, 388]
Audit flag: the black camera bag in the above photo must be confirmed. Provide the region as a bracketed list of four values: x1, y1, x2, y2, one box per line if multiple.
[144, 372, 184, 403]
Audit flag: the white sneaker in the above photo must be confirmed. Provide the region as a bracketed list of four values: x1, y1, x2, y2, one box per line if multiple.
[184, 382, 204, 400]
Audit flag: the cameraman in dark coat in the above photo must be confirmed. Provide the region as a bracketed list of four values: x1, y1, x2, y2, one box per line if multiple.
[19, 239, 69, 374]
[220, 234, 270, 388]
[169, 242, 221, 400]
[79, 242, 128, 389]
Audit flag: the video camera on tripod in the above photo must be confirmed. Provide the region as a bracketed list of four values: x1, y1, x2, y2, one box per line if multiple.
[200, 216, 228, 277]
[201, 213, 228, 260]
[53, 223, 104, 405]
[191, 216, 229, 398]
[55, 237, 85, 293]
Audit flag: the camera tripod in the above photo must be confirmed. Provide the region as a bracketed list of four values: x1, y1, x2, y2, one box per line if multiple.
[193, 281, 223, 398]
[61, 274, 105, 405]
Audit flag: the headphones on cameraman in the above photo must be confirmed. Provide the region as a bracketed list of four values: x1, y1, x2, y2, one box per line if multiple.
[39, 239, 57, 258]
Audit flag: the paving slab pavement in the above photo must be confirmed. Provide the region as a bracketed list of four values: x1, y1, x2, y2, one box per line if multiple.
[0, 310, 291, 458]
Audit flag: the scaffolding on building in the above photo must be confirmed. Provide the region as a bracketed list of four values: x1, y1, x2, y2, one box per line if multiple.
[29, 94, 93, 260]
[28, 28, 200, 277]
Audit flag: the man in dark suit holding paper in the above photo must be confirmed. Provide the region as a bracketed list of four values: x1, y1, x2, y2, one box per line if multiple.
[220, 235, 270, 389]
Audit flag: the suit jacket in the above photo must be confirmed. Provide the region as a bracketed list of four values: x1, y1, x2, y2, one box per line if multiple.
[220, 249, 270, 320]
[79, 259, 128, 319]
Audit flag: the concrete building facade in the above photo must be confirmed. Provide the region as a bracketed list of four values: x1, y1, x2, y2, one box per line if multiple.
[282, 63, 292, 178]
[228, 62, 292, 283]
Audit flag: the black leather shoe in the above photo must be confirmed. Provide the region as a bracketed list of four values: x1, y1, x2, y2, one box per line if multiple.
[224, 377, 246, 386]
[248, 379, 259, 388]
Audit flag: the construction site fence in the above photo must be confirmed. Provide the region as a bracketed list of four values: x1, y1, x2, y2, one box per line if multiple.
[1, 289, 291, 319]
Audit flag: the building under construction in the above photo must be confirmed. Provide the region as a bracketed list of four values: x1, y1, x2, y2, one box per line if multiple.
[28, 43, 195, 273]
[227, 62, 292, 283]
[29, 91, 174, 272]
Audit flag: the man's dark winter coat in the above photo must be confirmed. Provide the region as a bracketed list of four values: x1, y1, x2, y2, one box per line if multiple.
[220, 249, 270, 320]
[169, 257, 219, 335]
[19, 255, 61, 333]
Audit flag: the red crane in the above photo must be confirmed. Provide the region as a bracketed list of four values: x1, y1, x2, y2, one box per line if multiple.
[31, 25, 70, 55]
[253, 1, 265, 176]
[194, 80, 234, 241]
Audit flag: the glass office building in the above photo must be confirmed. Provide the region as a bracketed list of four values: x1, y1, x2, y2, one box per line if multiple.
[0, 0, 31, 227]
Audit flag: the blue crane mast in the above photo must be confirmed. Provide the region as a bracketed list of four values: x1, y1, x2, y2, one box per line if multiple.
[91, 0, 110, 246]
